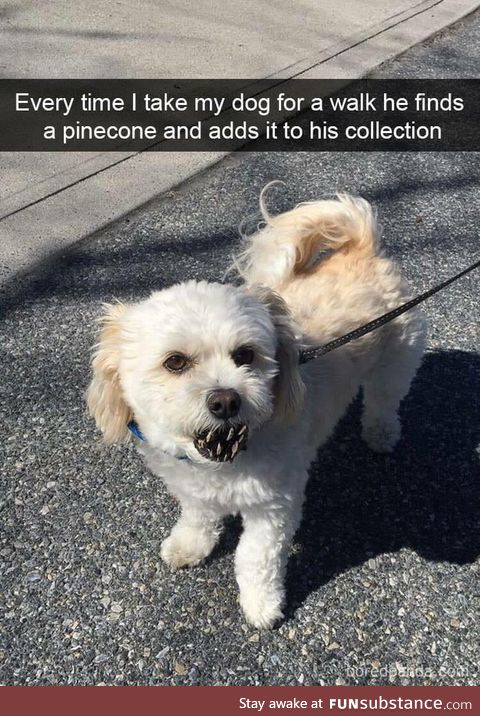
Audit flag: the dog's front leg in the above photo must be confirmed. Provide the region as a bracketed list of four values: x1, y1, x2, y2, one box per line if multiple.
[235, 498, 303, 629]
[160, 498, 224, 570]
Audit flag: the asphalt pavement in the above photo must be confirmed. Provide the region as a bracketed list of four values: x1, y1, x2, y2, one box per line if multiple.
[0, 13, 479, 685]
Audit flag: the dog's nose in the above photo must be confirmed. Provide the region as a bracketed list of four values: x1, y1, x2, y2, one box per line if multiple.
[207, 389, 241, 420]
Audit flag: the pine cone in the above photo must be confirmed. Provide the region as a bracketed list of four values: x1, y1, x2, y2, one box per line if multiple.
[194, 424, 249, 462]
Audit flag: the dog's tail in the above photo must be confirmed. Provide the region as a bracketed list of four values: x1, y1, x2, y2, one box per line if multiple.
[234, 190, 379, 288]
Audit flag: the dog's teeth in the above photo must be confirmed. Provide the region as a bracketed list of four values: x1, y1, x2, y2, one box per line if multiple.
[216, 443, 222, 456]
[231, 441, 239, 457]
[227, 427, 234, 441]
[238, 425, 247, 436]
[206, 430, 214, 443]
[197, 439, 205, 448]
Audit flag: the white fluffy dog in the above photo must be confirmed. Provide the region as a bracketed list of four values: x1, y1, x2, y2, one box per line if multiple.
[87, 192, 426, 629]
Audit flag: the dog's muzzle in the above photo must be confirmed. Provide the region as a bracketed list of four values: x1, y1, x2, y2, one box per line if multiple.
[193, 423, 249, 463]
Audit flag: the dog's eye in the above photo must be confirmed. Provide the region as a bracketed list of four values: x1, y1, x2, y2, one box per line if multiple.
[232, 347, 254, 367]
[164, 353, 190, 373]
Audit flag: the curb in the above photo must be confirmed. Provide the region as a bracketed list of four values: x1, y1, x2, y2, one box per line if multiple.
[0, 0, 478, 285]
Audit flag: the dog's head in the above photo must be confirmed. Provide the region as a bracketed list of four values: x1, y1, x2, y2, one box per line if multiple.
[86, 281, 304, 463]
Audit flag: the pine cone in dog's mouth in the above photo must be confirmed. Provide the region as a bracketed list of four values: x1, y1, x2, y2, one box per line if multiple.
[193, 424, 249, 463]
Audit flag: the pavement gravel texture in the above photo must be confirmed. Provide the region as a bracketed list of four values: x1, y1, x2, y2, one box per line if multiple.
[1, 13, 479, 686]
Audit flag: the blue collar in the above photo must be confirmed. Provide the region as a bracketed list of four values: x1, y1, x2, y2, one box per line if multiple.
[127, 420, 189, 461]
[128, 420, 145, 441]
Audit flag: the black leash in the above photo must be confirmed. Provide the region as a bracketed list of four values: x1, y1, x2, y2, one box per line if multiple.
[298, 257, 480, 364]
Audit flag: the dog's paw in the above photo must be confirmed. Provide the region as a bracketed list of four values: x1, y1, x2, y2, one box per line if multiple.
[239, 587, 284, 629]
[160, 526, 217, 570]
[362, 416, 400, 453]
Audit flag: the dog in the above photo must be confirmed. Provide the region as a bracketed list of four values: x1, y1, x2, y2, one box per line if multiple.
[87, 191, 426, 628]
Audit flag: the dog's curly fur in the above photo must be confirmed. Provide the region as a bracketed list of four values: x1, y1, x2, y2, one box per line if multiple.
[87, 192, 426, 628]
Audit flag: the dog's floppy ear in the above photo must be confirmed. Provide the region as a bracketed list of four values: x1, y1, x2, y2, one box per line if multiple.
[253, 286, 305, 424]
[86, 302, 132, 444]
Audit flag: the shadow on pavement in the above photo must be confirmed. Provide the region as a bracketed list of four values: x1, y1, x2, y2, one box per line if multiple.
[285, 349, 480, 617]
[0, 228, 239, 319]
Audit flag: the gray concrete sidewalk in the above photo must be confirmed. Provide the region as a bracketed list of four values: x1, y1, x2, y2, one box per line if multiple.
[0, 0, 478, 283]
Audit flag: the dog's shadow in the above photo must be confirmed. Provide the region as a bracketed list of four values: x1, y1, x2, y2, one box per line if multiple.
[216, 349, 479, 616]
[284, 348, 480, 616]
